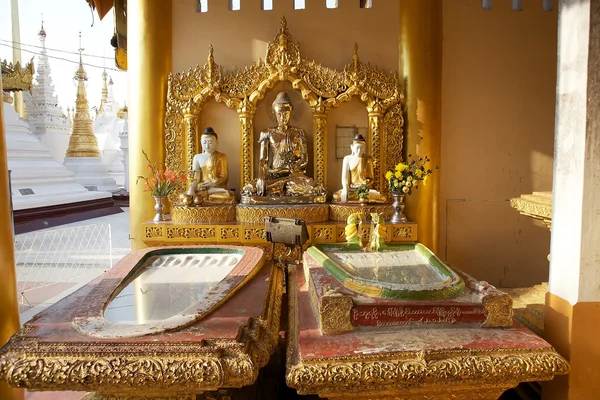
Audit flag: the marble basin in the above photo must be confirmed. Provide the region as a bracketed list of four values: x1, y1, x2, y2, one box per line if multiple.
[75, 246, 265, 338]
[307, 243, 465, 300]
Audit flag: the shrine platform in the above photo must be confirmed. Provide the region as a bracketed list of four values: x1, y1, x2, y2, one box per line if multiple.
[286, 265, 568, 400]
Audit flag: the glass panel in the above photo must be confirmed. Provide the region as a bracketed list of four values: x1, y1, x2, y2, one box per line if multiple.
[322, 248, 449, 286]
[104, 253, 243, 324]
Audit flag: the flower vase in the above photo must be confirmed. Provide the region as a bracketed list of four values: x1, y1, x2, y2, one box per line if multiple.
[153, 196, 168, 222]
[389, 192, 407, 223]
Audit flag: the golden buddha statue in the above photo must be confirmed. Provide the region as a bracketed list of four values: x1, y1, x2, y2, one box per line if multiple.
[242, 92, 326, 203]
[332, 134, 388, 203]
[182, 127, 235, 205]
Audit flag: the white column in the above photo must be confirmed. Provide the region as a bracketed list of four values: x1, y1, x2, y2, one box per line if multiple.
[119, 113, 129, 192]
[548, 0, 600, 307]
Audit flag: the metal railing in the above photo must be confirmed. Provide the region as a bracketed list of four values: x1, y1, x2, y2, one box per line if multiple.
[15, 223, 113, 307]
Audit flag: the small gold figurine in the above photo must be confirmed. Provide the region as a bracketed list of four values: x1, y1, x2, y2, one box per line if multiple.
[364, 212, 385, 252]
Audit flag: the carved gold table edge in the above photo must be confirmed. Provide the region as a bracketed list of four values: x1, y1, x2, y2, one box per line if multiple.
[0, 265, 284, 397]
[509, 192, 552, 228]
[285, 265, 568, 400]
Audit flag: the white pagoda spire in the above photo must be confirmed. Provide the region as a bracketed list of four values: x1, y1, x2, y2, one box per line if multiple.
[25, 19, 72, 163]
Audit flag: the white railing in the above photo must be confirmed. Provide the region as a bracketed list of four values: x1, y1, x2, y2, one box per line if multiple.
[15, 223, 113, 308]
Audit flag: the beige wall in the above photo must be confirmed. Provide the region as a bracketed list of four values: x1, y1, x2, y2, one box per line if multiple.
[172, 0, 399, 189]
[440, 0, 558, 287]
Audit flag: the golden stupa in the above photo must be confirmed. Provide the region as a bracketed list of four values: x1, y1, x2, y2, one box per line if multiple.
[65, 32, 101, 158]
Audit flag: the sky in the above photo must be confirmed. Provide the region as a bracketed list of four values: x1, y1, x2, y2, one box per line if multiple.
[0, 0, 127, 113]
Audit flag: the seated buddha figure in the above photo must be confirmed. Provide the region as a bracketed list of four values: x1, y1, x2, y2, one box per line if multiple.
[332, 134, 388, 203]
[250, 92, 324, 198]
[183, 127, 235, 205]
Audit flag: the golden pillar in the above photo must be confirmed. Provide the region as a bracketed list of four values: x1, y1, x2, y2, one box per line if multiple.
[312, 112, 327, 187]
[128, 0, 172, 250]
[0, 84, 24, 400]
[399, 0, 442, 253]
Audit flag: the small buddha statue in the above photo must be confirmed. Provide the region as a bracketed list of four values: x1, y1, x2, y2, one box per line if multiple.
[332, 134, 388, 203]
[244, 91, 325, 200]
[182, 127, 235, 205]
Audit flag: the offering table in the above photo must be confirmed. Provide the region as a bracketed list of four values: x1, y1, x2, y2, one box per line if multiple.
[0, 246, 283, 398]
[285, 247, 569, 400]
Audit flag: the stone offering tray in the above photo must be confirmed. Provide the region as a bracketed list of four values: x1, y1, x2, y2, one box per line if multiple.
[308, 243, 465, 300]
[304, 244, 513, 334]
[0, 245, 284, 398]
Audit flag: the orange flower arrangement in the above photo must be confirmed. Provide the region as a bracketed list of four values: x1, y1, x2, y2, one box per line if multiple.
[136, 150, 187, 197]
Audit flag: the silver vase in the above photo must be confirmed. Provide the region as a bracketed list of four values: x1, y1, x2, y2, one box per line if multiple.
[153, 196, 168, 222]
[389, 192, 407, 223]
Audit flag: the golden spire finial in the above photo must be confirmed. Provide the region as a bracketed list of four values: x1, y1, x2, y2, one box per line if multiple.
[65, 33, 101, 158]
[352, 42, 360, 70]
[280, 16, 287, 31]
[38, 14, 46, 40]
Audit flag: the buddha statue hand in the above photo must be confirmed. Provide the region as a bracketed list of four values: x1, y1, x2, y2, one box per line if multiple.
[256, 178, 266, 196]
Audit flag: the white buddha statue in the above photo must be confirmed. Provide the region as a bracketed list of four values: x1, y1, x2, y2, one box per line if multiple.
[332, 134, 388, 204]
[182, 127, 235, 205]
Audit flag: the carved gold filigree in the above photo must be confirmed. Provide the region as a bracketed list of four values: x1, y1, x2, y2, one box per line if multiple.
[383, 102, 405, 179]
[164, 18, 403, 190]
[481, 293, 514, 328]
[509, 192, 552, 229]
[166, 227, 216, 240]
[243, 227, 266, 242]
[145, 226, 163, 238]
[0, 265, 284, 396]
[220, 227, 240, 241]
[392, 226, 414, 240]
[1, 58, 34, 92]
[236, 204, 329, 224]
[312, 227, 334, 242]
[329, 204, 394, 222]
[285, 267, 569, 400]
[171, 205, 236, 223]
[319, 294, 354, 334]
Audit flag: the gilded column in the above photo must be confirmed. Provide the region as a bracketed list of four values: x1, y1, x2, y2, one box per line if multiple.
[128, 0, 172, 250]
[312, 112, 327, 187]
[367, 108, 383, 191]
[238, 99, 255, 186]
[0, 81, 24, 400]
[399, 0, 442, 253]
[183, 111, 199, 178]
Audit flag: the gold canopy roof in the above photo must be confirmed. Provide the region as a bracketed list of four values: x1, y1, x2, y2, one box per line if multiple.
[1, 59, 34, 92]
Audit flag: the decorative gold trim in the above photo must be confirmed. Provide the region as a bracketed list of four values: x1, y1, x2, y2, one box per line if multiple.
[1, 58, 34, 92]
[329, 204, 394, 222]
[165, 18, 403, 188]
[481, 293, 514, 328]
[0, 265, 284, 396]
[509, 192, 552, 229]
[319, 294, 354, 335]
[236, 204, 329, 224]
[285, 265, 569, 399]
[171, 205, 236, 223]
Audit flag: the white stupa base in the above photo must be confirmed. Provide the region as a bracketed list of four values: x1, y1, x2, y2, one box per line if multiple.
[63, 157, 120, 193]
[4, 102, 114, 211]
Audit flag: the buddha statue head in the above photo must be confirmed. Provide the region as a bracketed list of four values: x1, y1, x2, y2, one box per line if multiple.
[351, 134, 367, 157]
[272, 92, 293, 128]
[200, 127, 218, 154]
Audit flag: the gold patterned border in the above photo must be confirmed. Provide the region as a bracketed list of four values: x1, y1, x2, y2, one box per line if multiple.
[165, 17, 404, 190]
[329, 204, 394, 222]
[509, 193, 552, 229]
[285, 265, 568, 399]
[236, 204, 329, 224]
[0, 266, 284, 396]
[171, 205, 236, 223]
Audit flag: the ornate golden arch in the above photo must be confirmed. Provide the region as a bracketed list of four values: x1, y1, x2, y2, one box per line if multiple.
[165, 17, 404, 192]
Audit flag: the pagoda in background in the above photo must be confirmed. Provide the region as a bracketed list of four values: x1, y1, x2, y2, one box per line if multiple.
[94, 70, 125, 188]
[24, 21, 71, 163]
[62, 33, 119, 193]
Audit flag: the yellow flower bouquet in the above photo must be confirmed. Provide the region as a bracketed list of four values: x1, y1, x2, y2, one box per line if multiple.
[385, 155, 436, 195]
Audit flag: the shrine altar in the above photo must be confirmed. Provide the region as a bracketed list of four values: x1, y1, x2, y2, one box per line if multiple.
[286, 261, 569, 400]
